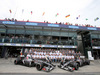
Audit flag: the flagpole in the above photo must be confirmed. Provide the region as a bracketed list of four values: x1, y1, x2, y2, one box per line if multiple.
[55, 13, 59, 23]
[22, 12, 23, 21]
[14, 7, 18, 19]
[9, 13, 11, 19]
[9, 9, 12, 19]
[42, 12, 45, 22]
[31, 14, 32, 21]
[22, 9, 24, 21]
[29, 11, 32, 21]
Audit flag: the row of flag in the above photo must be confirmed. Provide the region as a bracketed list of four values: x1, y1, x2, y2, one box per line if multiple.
[9, 9, 71, 18]
[9, 9, 99, 21]
[9, 9, 33, 15]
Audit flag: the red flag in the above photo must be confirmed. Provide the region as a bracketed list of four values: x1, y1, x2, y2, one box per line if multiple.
[55, 13, 59, 17]
[9, 9, 12, 13]
[31, 11, 33, 15]
[65, 14, 70, 18]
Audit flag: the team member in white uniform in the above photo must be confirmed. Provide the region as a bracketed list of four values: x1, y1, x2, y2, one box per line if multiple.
[26, 53, 31, 58]
[44, 51, 46, 56]
[39, 55, 41, 59]
[71, 55, 74, 59]
[50, 55, 53, 62]
[45, 54, 49, 60]
[34, 51, 37, 55]
[36, 54, 39, 59]
[67, 55, 70, 60]
[42, 55, 45, 60]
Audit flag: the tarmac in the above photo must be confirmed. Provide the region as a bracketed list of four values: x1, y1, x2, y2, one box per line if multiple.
[0, 58, 100, 74]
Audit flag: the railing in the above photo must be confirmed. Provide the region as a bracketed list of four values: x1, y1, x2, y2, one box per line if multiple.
[92, 41, 100, 46]
[0, 37, 77, 46]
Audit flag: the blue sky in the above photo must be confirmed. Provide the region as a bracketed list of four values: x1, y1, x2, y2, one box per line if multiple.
[0, 0, 100, 27]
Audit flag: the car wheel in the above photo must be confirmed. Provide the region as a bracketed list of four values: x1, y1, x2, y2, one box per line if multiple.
[31, 62, 35, 67]
[36, 64, 43, 71]
[14, 60, 17, 65]
[75, 63, 79, 70]
[87, 61, 90, 65]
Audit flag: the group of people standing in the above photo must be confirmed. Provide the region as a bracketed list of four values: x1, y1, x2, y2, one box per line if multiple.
[24, 48, 81, 62]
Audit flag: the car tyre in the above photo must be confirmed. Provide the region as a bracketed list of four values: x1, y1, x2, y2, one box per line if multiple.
[36, 64, 43, 71]
[75, 63, 79, 70]
[14, 60, 17, 65]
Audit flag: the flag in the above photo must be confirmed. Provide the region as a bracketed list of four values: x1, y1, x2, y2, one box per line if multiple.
[94, 17, 99, 21]
[9, 9, 12, 13]
[65, 14, 70, 18]
[55, 13, 59, 17]
[76, 15, 80, 19]
[78, 15, 80, 17]
[22, 9, 24, 13]
[42, 12, 45, 16]
[76, 17, 78, 19]
[31, 11, 33, 15]
[86, 18, 88, 21]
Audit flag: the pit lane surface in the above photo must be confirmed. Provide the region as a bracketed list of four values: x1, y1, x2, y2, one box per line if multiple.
[0, 58, 100, 74]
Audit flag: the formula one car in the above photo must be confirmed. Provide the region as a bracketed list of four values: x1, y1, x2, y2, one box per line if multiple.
[14, 55, 35, 67]
[75, 56, 90, 67]
[35, 57, 56, 72]
[58, 58, 79, 72]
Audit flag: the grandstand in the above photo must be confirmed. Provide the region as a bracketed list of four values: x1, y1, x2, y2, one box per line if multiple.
[0, 19, 100, 60]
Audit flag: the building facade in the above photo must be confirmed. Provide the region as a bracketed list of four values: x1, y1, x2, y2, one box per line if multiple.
[0, 20, 99, 59]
